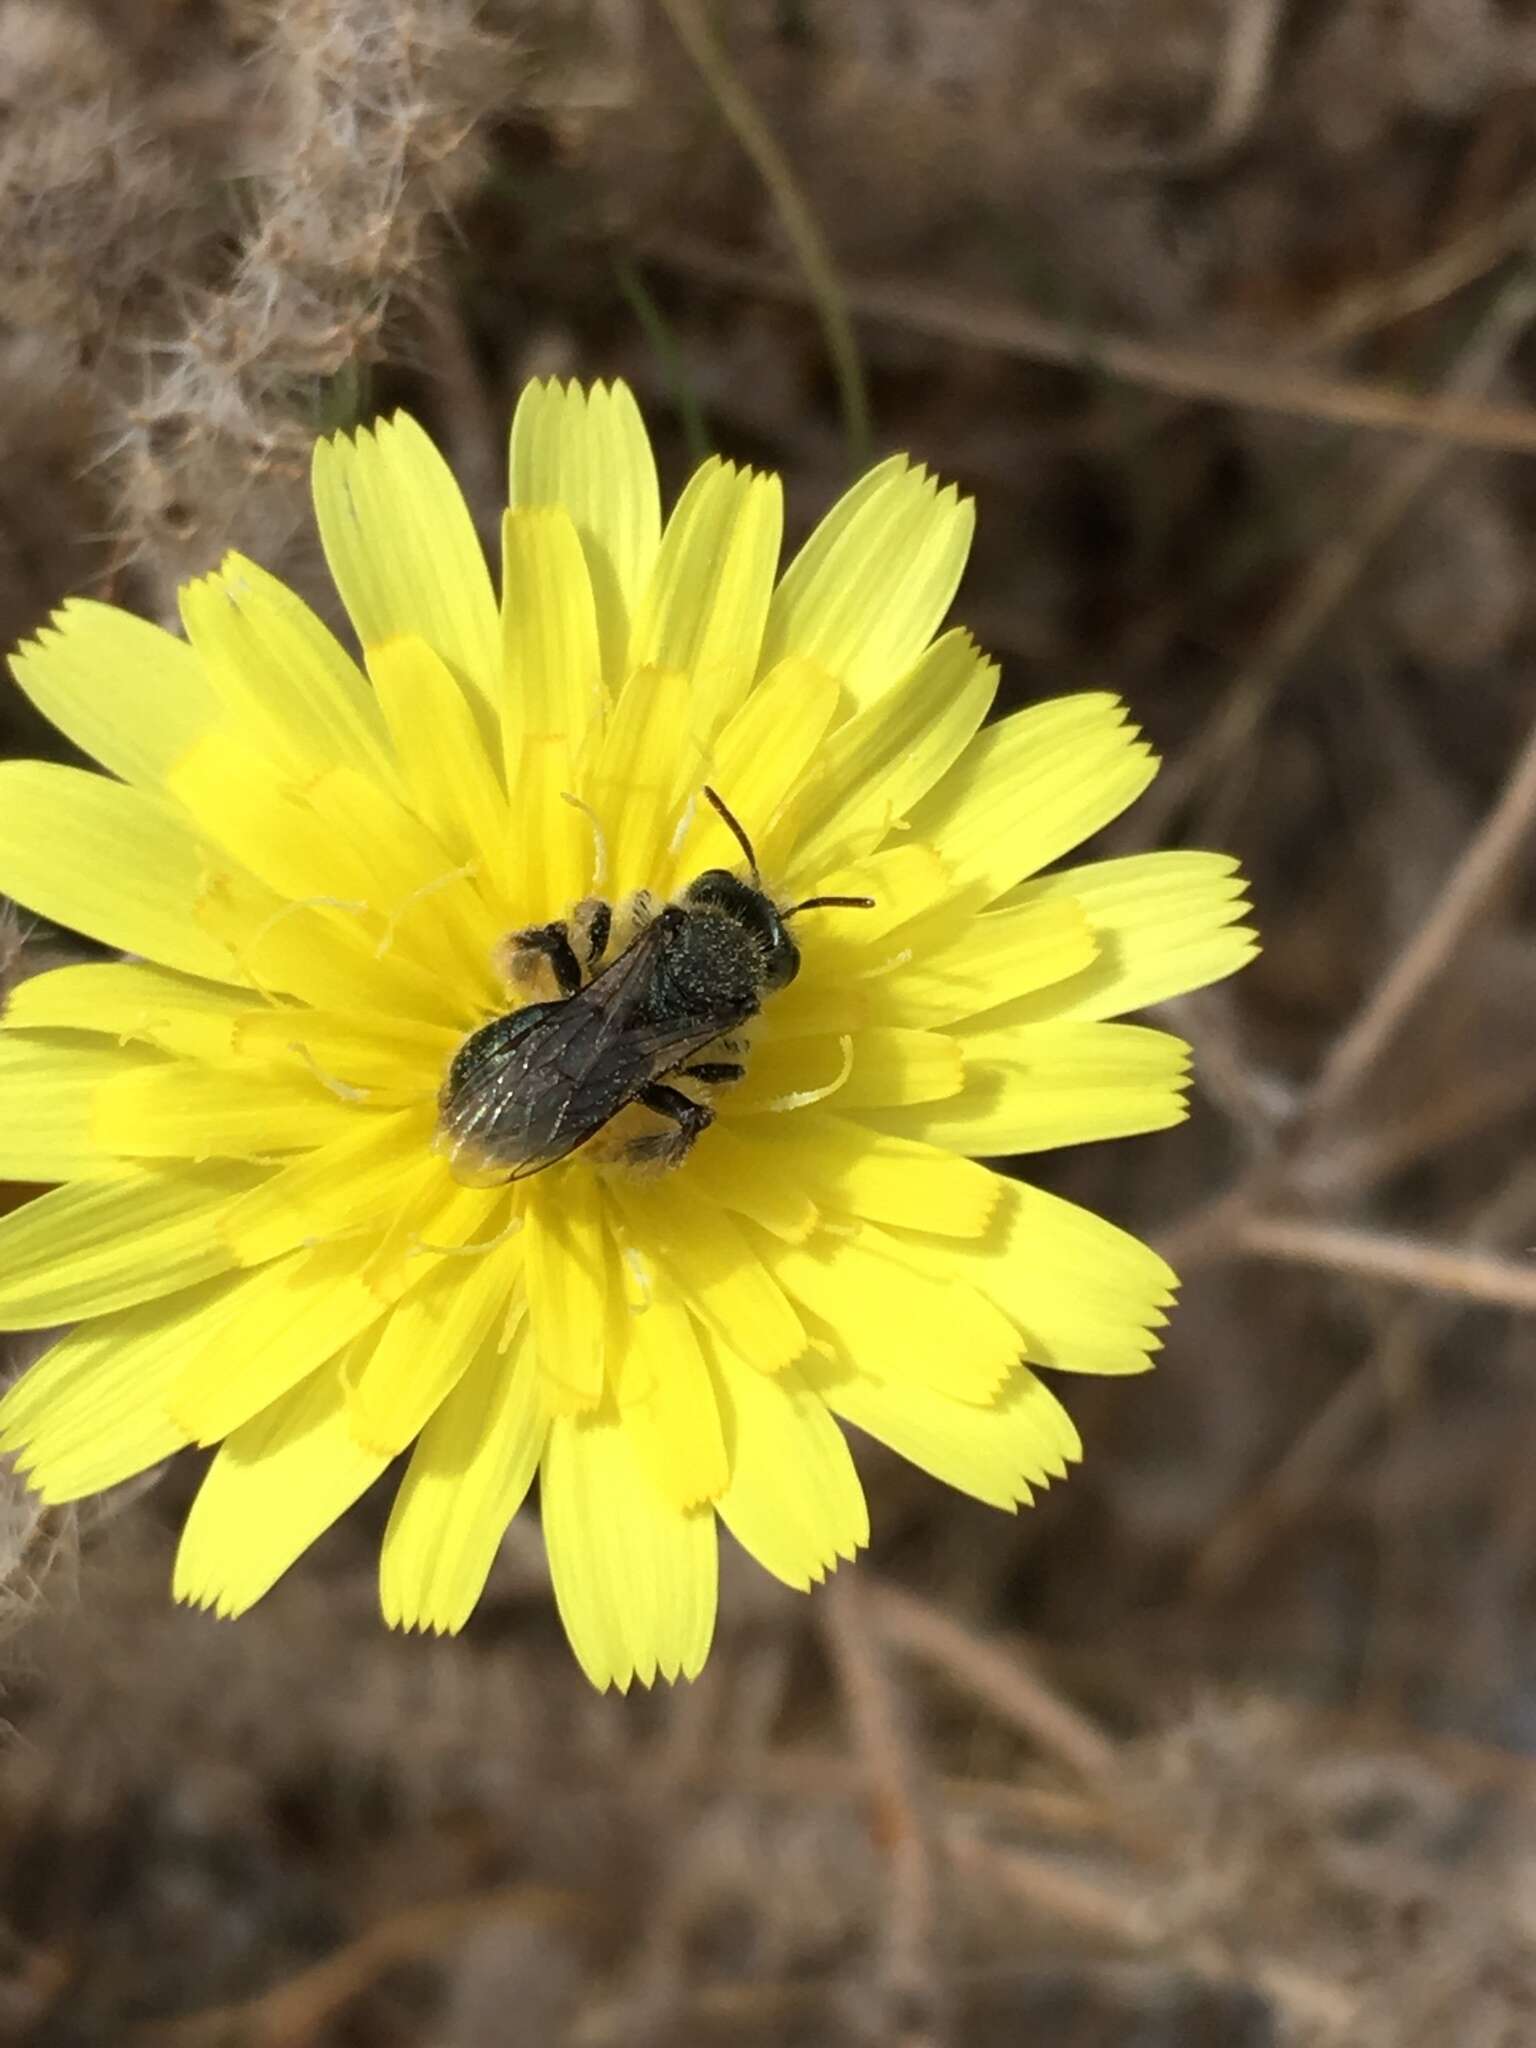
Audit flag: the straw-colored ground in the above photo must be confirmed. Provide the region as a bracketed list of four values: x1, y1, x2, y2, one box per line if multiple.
[5, 3, 1536, 2041]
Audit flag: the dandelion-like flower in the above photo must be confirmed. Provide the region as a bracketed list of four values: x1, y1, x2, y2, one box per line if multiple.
[0, 381, 1255, 1687]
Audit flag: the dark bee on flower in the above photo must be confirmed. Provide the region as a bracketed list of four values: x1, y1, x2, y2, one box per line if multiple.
[436, 788, 874, 1183]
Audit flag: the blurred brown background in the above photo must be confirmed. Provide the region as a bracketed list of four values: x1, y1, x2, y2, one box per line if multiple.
[4, 1, 1536, 2041]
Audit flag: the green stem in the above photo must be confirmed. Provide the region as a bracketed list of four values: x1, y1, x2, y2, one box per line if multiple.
[656, 0, 872, 469]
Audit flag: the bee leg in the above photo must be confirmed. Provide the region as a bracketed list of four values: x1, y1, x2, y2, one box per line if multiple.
[500, 922, 585, 997]
[572, 896, 613, 965]
[628, 1081, 714, 1168]
[679, 1060, 745, 1086]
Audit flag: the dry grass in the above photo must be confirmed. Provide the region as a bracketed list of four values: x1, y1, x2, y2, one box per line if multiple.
[5, 2, 1536, 2041]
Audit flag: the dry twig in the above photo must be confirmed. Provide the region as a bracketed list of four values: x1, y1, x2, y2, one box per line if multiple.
[869, 1580, 1118, 1785]
[1140, 277, 1536, 839]
[821, 1571, 945, 2043]
[1302, 701, 1536, 1133]
[646, 233, 1536, 460]
[1233, 1216, 1536, 1315]
[158, 1885, 591, 2047]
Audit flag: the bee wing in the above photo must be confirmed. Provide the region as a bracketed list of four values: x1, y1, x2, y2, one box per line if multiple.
[501, 935, 737, 1179]
[441, 922, 725, 1183]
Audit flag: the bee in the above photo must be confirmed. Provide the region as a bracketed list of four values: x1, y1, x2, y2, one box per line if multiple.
[436, 788, 874, 1184]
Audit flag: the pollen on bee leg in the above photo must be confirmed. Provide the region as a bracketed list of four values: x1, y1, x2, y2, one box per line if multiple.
[570, 896, 612, 966]
[619, 889, 657, 938]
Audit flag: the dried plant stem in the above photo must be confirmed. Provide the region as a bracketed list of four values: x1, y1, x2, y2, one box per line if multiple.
[1303, 1045, 1536, 1198]
[869, 1580, 1118, 1785]
[1085, 0, 1285, 171]
[948, 1834, 1365, 2031]
[1140, 276, 1536, 837]
[646, 231, 1536, 459]
[1300, 703, 1536, 1131]
[656, 0, 870, 467]
[1233, 1215, 1536, 1314]
[160, 1884, 590, 2047]
[945, 1828, 1159, 1945]
[821, 1572, 943, 2037]
[1301, 176, 1536, 349]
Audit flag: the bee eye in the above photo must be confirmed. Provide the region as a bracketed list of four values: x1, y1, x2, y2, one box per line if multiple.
[761, 928, 800, 991]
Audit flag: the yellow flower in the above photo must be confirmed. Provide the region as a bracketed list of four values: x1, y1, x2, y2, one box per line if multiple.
[0, 381, 1255, 1688]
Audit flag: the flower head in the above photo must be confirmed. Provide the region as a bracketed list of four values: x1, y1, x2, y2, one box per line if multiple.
[0, 381, 1255, 1688]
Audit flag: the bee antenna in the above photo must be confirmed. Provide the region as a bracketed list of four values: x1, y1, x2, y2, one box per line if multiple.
[702, 785, 761, 881]
[786, 893, 877, 916]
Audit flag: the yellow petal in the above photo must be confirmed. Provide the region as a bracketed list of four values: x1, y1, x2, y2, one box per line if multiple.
[168, 737, 498, 1005]
[795, 843, 955, 950]
[0, 1033, 160, 1182]
[92, 1063, 363, 1161]
[345, 1223, 521, 1455]
[0, 761, 233, 978]
[541, 1398, 718, 1689]
[629, 458, 783, 737]
[179, 552, 396, 784]
[663, 653, 840, 888]
[608, 1259, 729, 1508]
[0, 1278, 250, 1499]
[906, 693, 1156, 902]
[510, 377, 661, 688]
[679, 1120, 820, 1244]
[746, 1114, 1001, 1235]
[196, 867, 463, 1024]
[216, 1111, 439, 1265]
[789, 629, 997, 877]
[174, 1351, 391, 1618]
[355, 1170, 509, 1305]
[898, 1179, 1175, 1376]
[880, 896, 1098, 1028]
[366, 634, 508, 874]
[766, 1224, 1020, 1402]
[585, 664, 692, 892]
[381, 1318, 545, 1632]
[499, 505, 605, 919]
[10, 599, 216, 788]
[614, 1176, 805, 1375]
[0, 1165, 255, 1328]
[986, 851, 1259, 1023]
[879, 1021, 1191, 1155]
[229, 1009, 457, 1101]
[759, 457, 974, 712]
[5, 962, 251, 1062]
[523, 1176, 609, 1411]
[810, 1356, 1080, 1509]
[745, 848, 961, 1040]
[311, 413, 500, 706]
[720, 1028, 855, 1115]
[835, 1027, 964, 1109]
[167, 735, 349, 902]
[707, 1344, 867, 1590]
[168, 1239, 391, 1444]
[500, 504, 604, 755]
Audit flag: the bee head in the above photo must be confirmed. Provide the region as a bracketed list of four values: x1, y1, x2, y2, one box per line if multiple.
[682, 868, 801, 991]
[687, 788, 877, 998]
